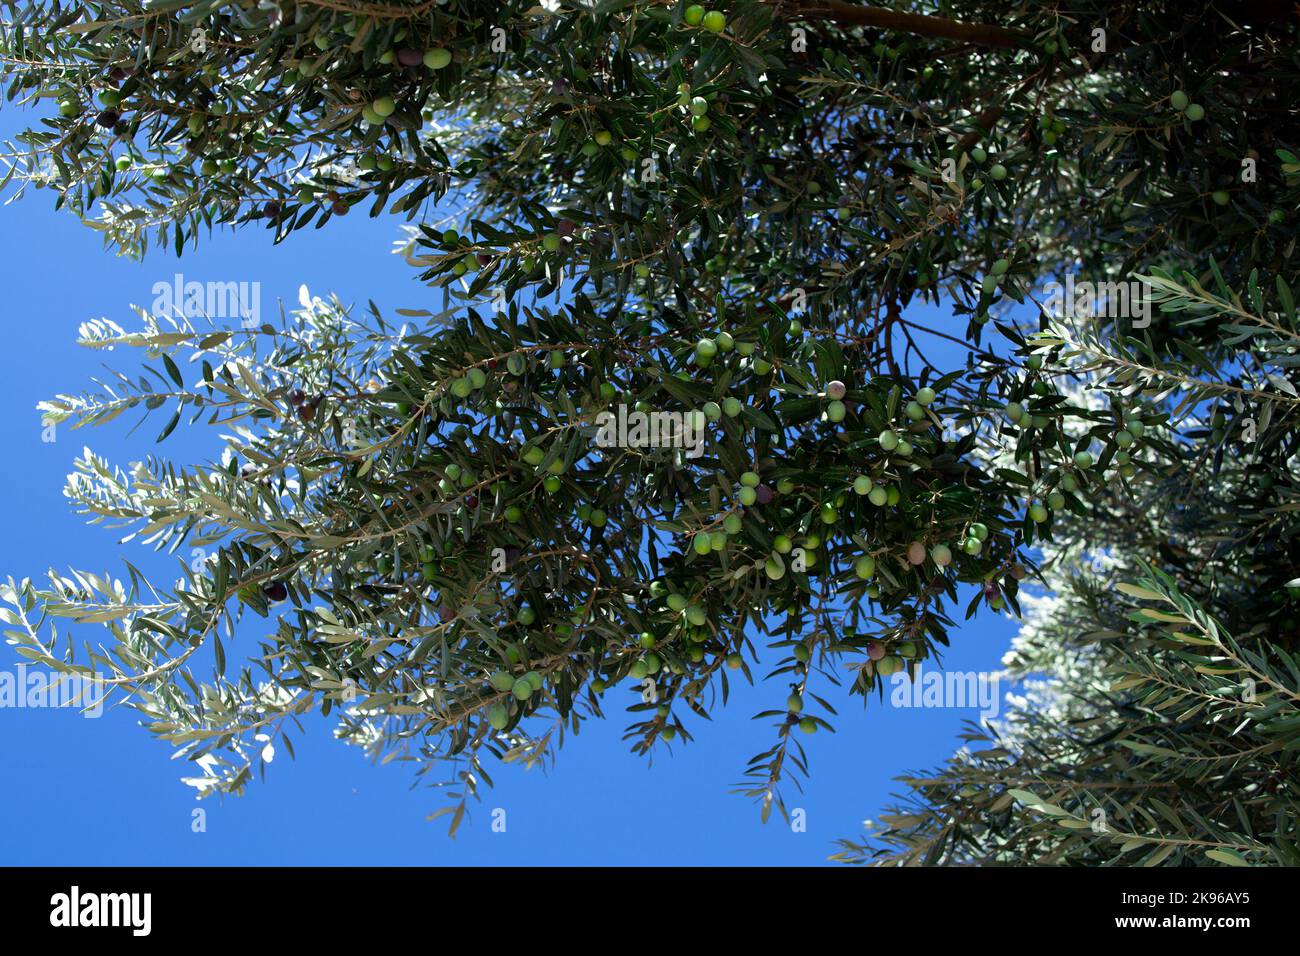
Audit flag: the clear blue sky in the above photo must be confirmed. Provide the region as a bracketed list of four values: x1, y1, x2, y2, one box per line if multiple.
[0, 108, 1020, 865]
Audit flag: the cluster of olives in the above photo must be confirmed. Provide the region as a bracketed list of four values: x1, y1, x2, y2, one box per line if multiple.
[1037, 111, 1067, 146]
[682, 5, 727, 33]
[288, 388, 324, 422]
[1169, 89, 1206, 123]
[485, 667, 545, 730]
[966, 145, 1010, 187]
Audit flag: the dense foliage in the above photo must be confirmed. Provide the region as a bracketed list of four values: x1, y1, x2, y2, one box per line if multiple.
[2, 0, 1297, 846]
[837, 356, 1300, 865]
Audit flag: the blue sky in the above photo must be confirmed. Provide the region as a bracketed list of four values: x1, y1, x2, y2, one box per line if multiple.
[0, 108, 1020, 865]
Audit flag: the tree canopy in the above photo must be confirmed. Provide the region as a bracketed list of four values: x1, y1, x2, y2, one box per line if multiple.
[2, 0, 1298, 851]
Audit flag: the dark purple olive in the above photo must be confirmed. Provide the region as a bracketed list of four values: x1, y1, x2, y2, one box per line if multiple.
[438, 605, 455, 623]
[755, 484, 775, 505]
[287, 388, 305, 406]
[464, 494, 478, 509]
[556, 219, 575, 237]
[265, 201, 282, 219]
[96, 109, 120, 128]
[298, 404, 316, 422]
[476, 253, 492, 266]
[331, 200, 349, 216]
[396, 48, 424, 67]
[263, 581, 289, 602]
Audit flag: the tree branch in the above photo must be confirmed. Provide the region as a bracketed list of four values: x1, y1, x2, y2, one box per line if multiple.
[787, 1, 1031, 49]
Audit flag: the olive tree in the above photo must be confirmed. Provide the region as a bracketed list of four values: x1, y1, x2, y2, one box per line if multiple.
[1, 0, 1297, 834]
[835, 276, 1300, 865]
